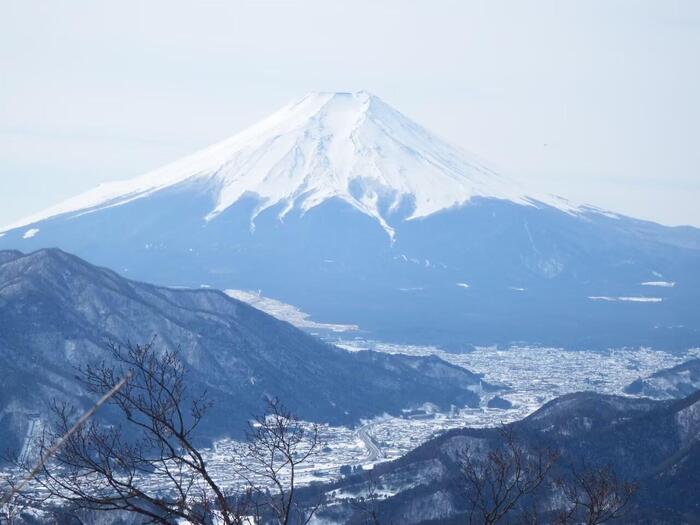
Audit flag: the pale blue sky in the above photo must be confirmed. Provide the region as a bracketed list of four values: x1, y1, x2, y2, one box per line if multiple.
[1, 0, 699, 227]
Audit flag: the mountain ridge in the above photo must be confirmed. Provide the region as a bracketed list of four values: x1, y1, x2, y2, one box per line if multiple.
[305, 390, 700, 524]
[0, 248, 493, 453]
[1, 93, 699, 348]
[1, 91, 577, 239]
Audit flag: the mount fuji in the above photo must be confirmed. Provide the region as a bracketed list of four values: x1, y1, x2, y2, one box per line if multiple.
[2, 91, 699, 349]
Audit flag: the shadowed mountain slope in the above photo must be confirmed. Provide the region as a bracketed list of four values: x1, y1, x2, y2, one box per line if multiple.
[0, 248, 491, 453]
[310, 390, 700, 524]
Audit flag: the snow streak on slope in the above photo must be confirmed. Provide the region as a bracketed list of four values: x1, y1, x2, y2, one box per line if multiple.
[225, 289, 358, 333]
[2, 91, 579, 238]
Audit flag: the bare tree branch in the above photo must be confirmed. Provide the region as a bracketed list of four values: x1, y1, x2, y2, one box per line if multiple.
[5, 340, 257, 524]
[459, 426, 559, 525]
[555, 463, 638, 525]
[231, 397, 323, 525]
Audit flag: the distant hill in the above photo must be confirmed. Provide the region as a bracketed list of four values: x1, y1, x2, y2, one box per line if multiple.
[625, 358, 700, 399]
[310, 390, 700, 523]
[0, 248, 491, 454]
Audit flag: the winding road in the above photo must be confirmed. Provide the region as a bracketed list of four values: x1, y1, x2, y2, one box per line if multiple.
[356, 423, 385, 463]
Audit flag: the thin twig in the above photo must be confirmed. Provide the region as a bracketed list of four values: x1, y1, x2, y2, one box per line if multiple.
[1, 371, 132, 507]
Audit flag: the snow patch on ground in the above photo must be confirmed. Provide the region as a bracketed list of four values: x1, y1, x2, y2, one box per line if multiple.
[588, 296, 662, 303]
[225, 289, 358, 333]
[675, 399, 700, 444]
[22, 228, 39, 239]
[456, 282, 470, 289]
[641, 281, 675, 287]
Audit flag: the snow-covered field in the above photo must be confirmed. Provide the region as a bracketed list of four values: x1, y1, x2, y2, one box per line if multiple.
[196, 342, 700, 488]
[5, 342, 698, 512]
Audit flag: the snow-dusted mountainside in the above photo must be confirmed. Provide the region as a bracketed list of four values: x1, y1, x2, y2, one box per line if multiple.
[2, 92, 700, 349]
[0, 248, 491, 453]
[2, 91, 575, 239]
[307, 391, 700, 523]
[625, 358, 700, 399]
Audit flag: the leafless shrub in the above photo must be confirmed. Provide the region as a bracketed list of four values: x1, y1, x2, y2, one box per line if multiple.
[231, 397, 323, 525]
[555, 463, 638, 525]
[349, 469, 387, 525]
[459, 426, 559, 525]
[7, 340, 255, 524]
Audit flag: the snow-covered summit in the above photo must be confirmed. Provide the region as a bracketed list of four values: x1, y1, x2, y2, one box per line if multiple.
[3, 91, 577, 238]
